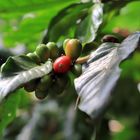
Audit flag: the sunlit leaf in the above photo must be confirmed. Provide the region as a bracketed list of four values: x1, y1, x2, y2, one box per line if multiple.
[42, 2, 93, 44]
[75, 2, 103, 43]
[74, 32, 140, 119]
[0, 0, 79, 16]
[0, 55, 52, 102]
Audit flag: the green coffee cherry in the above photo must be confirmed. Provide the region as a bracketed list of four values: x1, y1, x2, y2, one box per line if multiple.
[37, 75, 53, 91]
[35, 75, 53, 99]
[35, 44, 50, 63]
[49, 74, 68, 95]
[24, 79, 38, 92]
[71, 64, 82, 77]
[27, 52, 40, 64]
[35, 89, 48, 100]
[46, 42, 59, 60]
[63, 39, 82, 60]
[56, 75, 68, 89]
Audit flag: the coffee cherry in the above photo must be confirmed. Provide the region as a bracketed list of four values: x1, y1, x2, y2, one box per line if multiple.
[53, 55, 71, 73]
[35, 75, 53, 99]
[37, 75, 52, 91]
[101, 35, 119, 43]
[27, 52, 40, 64]
[71, 64, 82, 77]
[46, 42, 59, 60]
[24, 79, 38, 92]
[35, 89, 48, 100]
[63, 39, 70, 50]
[35, 44, 50, 63]
[49, 74, 69, 96]
[63, 39, 82, 60]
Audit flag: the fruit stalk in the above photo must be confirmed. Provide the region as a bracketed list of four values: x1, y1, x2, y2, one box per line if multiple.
[76, 55, 90, 64]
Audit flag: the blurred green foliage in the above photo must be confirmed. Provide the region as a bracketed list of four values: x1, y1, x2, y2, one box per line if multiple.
[0, 0, 140, 140]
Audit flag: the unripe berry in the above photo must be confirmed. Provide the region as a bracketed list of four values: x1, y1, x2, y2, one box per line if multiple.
[27, 52, 40, 64]
[46, 42, 59, 60]
[24, 79, 38, 92]
[35, 44, 50, 63]
[35, 89, 48, 100]
[71, 64, 82, 77]
[49, 74, 69, 96]
[35, 75, 52, 100]
[37, 75, 52, 91]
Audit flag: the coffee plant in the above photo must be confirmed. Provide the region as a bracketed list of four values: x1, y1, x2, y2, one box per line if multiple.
[0, 0, 139, 140]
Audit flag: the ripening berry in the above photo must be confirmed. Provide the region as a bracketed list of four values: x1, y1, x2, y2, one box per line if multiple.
[63, 39, 82, 60]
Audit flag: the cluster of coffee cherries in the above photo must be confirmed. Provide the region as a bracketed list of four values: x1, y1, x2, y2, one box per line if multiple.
[24, 39, 83, 99]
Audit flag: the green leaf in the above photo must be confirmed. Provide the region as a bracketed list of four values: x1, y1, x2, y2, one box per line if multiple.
[75, 2, 103, 43]
[0, 48, 14, 66]
[103, 1, 140, 33]
[42, 2, 93, 44]
[0, 89, 22, 136]
[109, 77, 140, 117]
[0, 0, 80, 49]
[1, 55, 38, 75]
[0, 55, 52, 102]
[0, 0, 79, 17]
[74, 32, 140, 119]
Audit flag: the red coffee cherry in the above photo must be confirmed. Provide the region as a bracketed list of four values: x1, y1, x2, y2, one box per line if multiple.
[53, 55, 71, 73]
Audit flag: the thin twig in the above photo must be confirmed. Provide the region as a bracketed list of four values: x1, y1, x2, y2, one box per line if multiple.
[74, 95, 81, 110]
